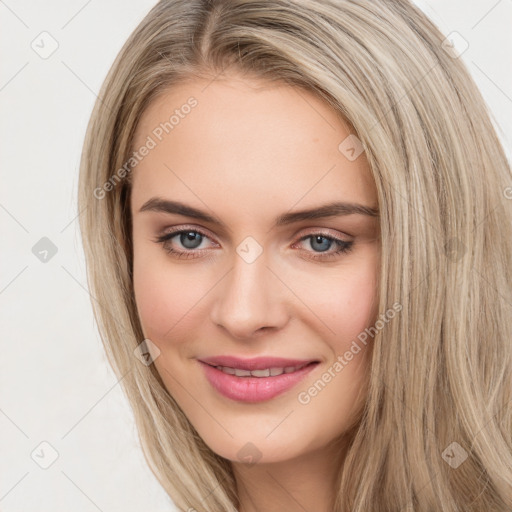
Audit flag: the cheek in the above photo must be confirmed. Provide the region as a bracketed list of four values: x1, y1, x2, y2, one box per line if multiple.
[298, 258, 379, 347]
[132, 248, 207, 343]
[133, 267, 171, 338]
[335, 271, 378, 335]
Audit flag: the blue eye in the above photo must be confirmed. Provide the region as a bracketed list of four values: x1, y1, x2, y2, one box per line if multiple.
[176, 231, 204, 250]
[295, 234, 354, 260]
[155, 229, 213, 259]
[309, 235, 339, 252]
[154, 228, 354, 261]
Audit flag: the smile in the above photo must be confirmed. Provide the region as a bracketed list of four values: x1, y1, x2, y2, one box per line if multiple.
[211, 363, 310, 377]
[198, 358, 319, 403]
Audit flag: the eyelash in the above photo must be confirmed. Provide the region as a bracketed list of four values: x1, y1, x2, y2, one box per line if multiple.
[154, 226, 354, 261]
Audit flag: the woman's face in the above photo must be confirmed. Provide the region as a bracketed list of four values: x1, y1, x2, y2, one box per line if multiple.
[130, 74, 380, 465]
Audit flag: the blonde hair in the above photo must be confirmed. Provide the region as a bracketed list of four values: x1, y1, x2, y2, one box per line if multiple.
[77, 0, 512, 510]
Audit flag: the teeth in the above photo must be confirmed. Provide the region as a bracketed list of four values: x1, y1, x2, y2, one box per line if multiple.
[234, 368, 252, 377]
[214, 364, 310, 377]
[251, 368, 270, 377]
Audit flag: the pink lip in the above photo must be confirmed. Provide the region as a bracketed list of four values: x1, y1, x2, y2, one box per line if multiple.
[198, 357, 319, 403]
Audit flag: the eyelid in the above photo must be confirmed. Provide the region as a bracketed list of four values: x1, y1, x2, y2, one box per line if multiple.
[293, 226, 352, 242]
[158, 224, 220, 245]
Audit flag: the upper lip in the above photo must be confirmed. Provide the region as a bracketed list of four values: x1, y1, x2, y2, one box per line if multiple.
[198, 356, 319, 371]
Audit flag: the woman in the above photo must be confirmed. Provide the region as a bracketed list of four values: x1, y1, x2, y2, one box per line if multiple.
[78, 0, 512, 510]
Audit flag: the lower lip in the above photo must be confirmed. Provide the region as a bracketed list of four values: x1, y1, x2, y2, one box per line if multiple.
[198, 361, 319, 403]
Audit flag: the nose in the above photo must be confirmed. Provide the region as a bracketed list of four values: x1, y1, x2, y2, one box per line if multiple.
[209, 251, 290, 340]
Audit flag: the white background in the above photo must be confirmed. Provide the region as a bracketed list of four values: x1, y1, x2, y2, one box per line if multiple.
[1, 1, 511, 511]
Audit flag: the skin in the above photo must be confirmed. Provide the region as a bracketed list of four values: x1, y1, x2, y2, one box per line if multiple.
[130, 73, 380, 512]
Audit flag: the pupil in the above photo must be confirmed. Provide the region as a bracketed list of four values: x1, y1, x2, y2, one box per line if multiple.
[311, 236, 331, 252]
[181, 232, 202, 249]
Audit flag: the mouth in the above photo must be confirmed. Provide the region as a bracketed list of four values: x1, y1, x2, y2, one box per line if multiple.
[198, 355, 320, 371]
[203, 361, 315, 377]
[197, 356, 320, 403]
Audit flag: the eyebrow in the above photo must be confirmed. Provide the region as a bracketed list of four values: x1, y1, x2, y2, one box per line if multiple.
[138, 197, 379, 229]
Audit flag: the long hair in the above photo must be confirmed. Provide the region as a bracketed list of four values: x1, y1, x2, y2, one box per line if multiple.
[77, 1, 512, 510]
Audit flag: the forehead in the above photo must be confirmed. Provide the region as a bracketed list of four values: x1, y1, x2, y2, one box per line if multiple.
[130, 76, 377, 218]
